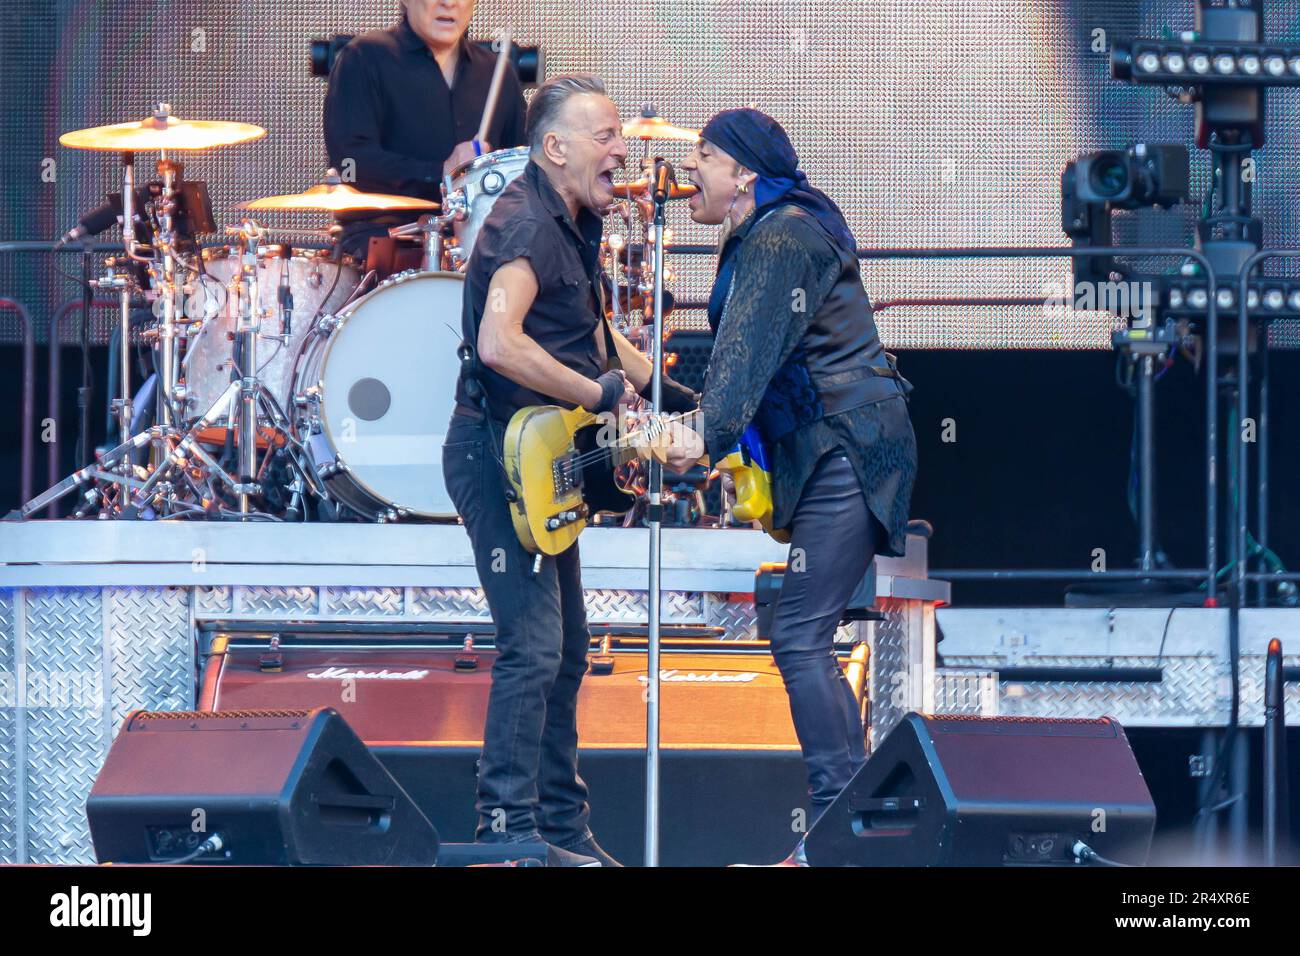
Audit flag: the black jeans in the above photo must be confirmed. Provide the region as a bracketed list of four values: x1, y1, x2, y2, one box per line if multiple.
[769, 451, 878, 822]
[442, 413, 593, 845]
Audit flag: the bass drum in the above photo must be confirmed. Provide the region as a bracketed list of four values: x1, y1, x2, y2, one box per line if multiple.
[295, 271, 465, 520]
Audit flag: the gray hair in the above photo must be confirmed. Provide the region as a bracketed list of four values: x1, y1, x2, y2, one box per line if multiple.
[526, 74, 607, 152]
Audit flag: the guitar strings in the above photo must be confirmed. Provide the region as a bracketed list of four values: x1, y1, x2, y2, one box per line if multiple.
[556, 410, 703, 476]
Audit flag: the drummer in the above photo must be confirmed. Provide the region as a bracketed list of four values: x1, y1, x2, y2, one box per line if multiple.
[323, 0, 528, 265]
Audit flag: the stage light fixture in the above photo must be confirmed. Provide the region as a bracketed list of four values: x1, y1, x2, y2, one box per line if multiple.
[1115, 41, 1300, 87]
[1158, 282, 1300, 320]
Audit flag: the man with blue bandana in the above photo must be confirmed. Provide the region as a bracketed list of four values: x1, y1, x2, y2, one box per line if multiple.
[667, 108, 918, 862]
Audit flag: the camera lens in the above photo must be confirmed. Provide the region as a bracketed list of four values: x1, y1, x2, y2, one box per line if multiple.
[1089, 156, 1130, 199]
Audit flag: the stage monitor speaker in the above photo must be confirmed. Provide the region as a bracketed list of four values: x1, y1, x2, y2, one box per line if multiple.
[803, 713, 1155, 867]
[87, 707, 439, 866]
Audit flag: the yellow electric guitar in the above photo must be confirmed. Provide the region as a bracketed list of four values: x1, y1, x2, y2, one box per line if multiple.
[504, 405, 782, 555]
[715, 424, 785, 543]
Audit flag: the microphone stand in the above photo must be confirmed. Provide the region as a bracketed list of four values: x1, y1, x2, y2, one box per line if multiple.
[644, 161, 672, 867]
[77, 242, 94, 467]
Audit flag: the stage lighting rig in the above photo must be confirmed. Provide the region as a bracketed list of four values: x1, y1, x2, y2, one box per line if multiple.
[1109, 0, 1272, 289]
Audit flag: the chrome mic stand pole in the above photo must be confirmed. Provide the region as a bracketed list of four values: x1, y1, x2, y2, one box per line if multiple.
[234, 220, 262, 516]
[644, 161, 671, 867]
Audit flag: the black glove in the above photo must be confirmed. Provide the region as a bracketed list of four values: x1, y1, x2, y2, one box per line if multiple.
[591, 370, 629, 413]
[640, 375, 699, 414]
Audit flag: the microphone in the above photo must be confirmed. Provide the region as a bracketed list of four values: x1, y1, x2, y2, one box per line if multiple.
[277, 248, 294, 339]
[653, 159, 676, 204]
[55, 193, 125, 248]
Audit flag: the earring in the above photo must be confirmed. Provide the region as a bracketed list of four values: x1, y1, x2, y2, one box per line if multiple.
[737, 181, 749, 194]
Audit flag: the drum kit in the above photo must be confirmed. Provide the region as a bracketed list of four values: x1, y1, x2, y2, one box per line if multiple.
[19, 102, 702, 524]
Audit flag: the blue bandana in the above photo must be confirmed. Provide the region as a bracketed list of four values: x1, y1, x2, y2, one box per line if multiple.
[699, 108, 857, 255]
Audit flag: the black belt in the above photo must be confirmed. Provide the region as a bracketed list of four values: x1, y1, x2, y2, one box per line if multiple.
[452, 402, 509, 433]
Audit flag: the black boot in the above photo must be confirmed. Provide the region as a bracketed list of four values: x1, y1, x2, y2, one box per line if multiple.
[555, 833, 623, 867]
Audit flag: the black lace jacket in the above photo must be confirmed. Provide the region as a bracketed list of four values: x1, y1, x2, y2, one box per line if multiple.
[698, 207, 917, 556]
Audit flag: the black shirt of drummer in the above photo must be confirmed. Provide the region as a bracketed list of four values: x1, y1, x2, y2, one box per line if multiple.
[456, 158, 607, 423]
[322, 14, 527, 248]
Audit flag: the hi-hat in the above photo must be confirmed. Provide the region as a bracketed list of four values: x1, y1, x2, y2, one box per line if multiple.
[622, 113, 700, 142]
[60, 107, 266, 152]
[238, 170, 440, 213]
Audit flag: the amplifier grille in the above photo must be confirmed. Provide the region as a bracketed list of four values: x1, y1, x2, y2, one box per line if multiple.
[135, 709, 314, 720]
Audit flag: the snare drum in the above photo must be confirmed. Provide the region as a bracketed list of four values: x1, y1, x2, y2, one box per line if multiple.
[294, 270, 465, 520]
[443, 146, 531, 265]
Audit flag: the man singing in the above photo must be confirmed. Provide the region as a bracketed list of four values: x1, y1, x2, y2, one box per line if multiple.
[669, 108, 917, 862]
[322, 0, 527, 259]
[443, 74, 696, 866]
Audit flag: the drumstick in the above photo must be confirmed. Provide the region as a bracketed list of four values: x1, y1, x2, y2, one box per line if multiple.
[474, 23, 513, 151]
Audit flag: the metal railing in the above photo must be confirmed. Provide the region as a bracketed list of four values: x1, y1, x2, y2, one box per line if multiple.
[0, 241, 126, 513]
[665, 241, 1224, 598]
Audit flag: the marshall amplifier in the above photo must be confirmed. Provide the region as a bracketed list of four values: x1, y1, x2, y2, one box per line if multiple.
[198, 630, 870, 866]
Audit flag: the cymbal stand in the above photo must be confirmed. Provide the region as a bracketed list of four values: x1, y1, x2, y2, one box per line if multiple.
[223, 219, 330, 518]
[89, 261, 136, 446]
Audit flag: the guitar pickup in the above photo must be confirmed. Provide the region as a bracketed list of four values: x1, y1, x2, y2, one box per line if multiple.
[544, 504, 588, 531]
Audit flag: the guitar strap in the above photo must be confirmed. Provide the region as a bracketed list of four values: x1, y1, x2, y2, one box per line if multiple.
[587, 262, 623, 373]
[600, 312, 623, 373]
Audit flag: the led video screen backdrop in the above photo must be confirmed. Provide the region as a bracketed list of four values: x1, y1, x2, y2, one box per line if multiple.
[5, 0, 1300, 348]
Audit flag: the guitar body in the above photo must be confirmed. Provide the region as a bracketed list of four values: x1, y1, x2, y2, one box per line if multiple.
[503, 404, 636, 556]
[718, 424, 789, 543]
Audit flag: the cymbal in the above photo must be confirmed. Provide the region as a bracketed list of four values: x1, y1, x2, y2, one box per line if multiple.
[622, 115, 700, 142]
[238, 174, 439, 213]
[60, 114, 267, 152]
[612, 179, 699, 200]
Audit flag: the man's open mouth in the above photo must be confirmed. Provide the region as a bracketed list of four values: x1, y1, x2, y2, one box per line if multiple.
[598, 170, 615, 188]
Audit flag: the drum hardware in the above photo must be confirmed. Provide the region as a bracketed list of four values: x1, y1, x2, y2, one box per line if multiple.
[12, 107, 364, 521]
[88, 263, 137, 446]
[59, 105, 266, 433]
[186, 242, 359, 428]
[387, 213, 456, 272]
[102, 220, 328, 520]
[213, 219, 330, 517]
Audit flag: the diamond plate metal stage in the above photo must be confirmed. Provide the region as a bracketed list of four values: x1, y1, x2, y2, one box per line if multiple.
[0, 521, 948, 863]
